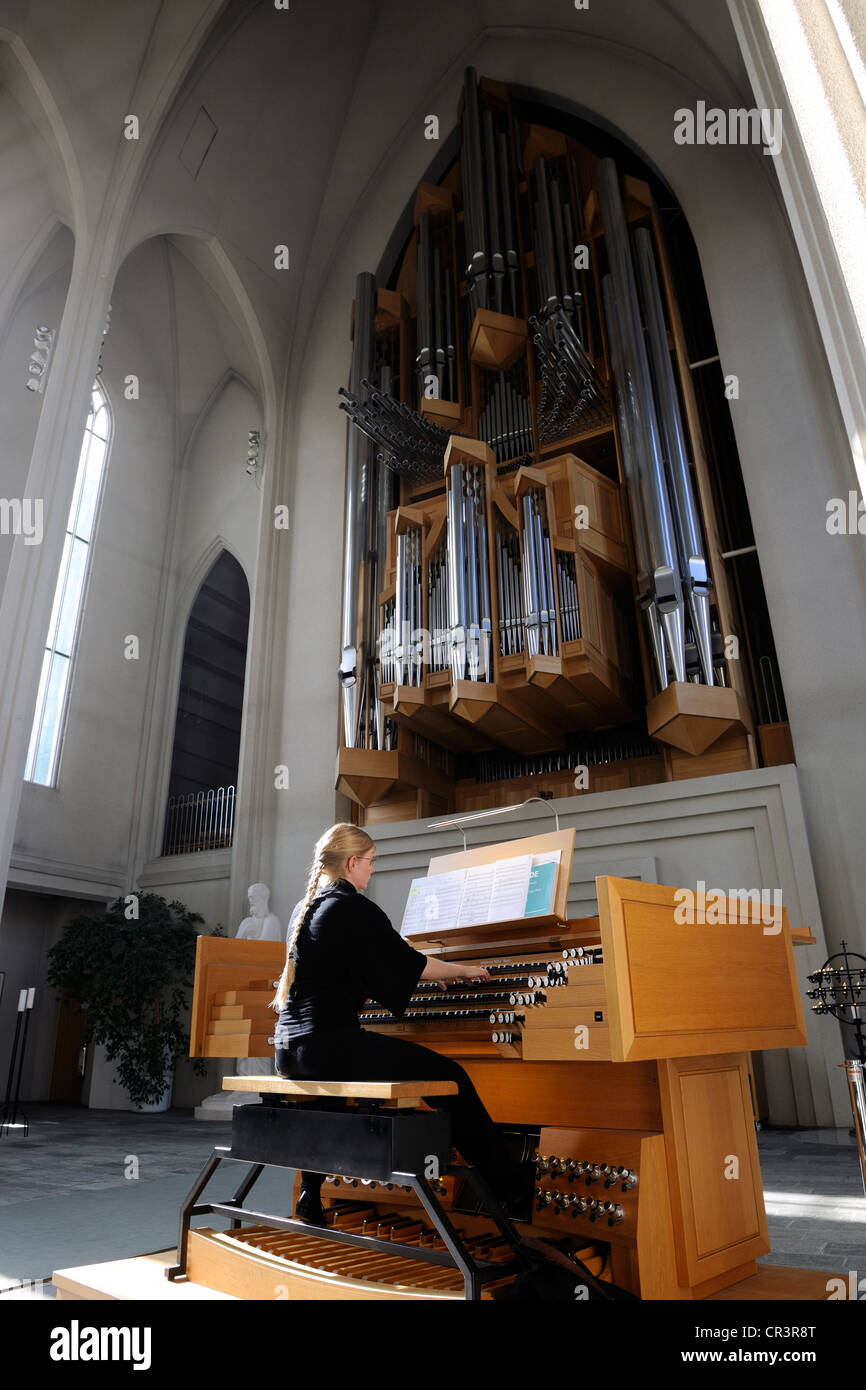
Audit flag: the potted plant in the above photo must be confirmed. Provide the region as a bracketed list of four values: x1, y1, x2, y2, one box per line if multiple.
[47, 892, 221, 1109]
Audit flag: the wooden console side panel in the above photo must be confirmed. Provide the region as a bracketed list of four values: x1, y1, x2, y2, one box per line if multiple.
[659, 1052, 770, 1289]
[190, 937, 285, 1056]
[596, 876, 809, 1061]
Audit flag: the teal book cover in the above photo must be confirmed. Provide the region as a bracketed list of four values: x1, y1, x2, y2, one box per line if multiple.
[524, 861, 557, 917]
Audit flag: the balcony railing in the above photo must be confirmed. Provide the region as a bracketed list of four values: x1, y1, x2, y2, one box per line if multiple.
[162, 784, 235, 856]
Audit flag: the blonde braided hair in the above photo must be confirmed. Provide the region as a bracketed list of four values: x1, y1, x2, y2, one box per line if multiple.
[271, 823, 376, 1011]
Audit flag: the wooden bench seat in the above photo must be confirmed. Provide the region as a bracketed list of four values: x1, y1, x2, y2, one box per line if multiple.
[221, 1076, 458, 1102]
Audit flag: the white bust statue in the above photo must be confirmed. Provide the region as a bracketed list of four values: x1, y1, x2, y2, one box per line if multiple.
[195, 883, 283, 1119]
[236, 883, 282, 942]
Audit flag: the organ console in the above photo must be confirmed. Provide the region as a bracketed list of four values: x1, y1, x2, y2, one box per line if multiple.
[182, 839, 828, 1301]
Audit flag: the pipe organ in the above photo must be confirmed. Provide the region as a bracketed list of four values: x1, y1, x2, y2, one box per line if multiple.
[182, 871, 823, 1301]
[335, 69, 790, 824]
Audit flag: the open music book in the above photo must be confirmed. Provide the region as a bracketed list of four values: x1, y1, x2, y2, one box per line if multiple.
[399, 850, 561, 936]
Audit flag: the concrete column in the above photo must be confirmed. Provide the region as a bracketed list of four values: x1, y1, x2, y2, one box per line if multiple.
[0, 242, 112, 915]
[728, 0, 866, 499]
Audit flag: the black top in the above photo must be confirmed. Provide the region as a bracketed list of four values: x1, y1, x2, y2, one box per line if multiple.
[274, 878, 427, 1044]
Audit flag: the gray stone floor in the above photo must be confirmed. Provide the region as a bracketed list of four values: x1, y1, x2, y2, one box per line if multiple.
[750, 1126, 866, 1275]
[0, 1105, 863, 1297]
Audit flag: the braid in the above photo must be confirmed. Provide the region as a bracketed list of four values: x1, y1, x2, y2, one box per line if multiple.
[271, 855, 325, 1011]
[271, 823, 376, 1013]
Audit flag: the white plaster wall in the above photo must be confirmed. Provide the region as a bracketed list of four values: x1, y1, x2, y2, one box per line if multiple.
[12, 239, 179, 889]
[12, 237, 263, 889]
[175, 375, 261, 584]
[0, 225, 73, 595]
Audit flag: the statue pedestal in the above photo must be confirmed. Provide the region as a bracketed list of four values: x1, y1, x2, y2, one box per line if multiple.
[195, 1057, 273, 1122]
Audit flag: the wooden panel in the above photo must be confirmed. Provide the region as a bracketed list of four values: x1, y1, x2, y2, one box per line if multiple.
[522, 1025, 611, 1061]
[49, 995, 88, 1103]
[596, 877, 809, 1061]
[659, 1053, 770, 1287]
[210, 1018, 254, 1036]
[647, 682, 753, 756]
[758, 721, 795, 767]
[461, 1058, 663, 1130]
[205, 1033, 272, 1058]
[669, 729, 753, 780]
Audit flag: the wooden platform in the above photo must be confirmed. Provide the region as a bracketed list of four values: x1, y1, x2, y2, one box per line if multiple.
[53, 1249, 236, 1301]
[52, 1246, 838, 1302]
[706, 1264, 836, 1301]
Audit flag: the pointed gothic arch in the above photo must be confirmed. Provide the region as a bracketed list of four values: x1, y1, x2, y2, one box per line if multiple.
[161, 548, 250, 855]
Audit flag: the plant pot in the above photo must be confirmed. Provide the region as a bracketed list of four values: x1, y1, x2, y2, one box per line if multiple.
[130, 1066, 174, 1113]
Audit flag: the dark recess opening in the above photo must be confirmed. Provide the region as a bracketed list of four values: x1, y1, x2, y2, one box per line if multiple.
[165, 550, 250, 801]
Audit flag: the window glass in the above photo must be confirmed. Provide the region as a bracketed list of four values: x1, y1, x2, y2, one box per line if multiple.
[25, 384, 111, 786]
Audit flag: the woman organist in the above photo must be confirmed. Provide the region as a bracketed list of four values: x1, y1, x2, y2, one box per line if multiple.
[272, 822, 533, 1226]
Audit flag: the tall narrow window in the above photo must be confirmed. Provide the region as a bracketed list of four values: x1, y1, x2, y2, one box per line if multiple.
[161, 551, 250, 855]
[25, 383, 111, 786]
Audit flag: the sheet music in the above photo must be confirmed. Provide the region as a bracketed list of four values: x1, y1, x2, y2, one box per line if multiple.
[400, 870, 466, 935]
[399, 878, 434, 936]
[418, 870, 466, 931]
[399, 847, 564, 933]
[455, 863, 496, 926]
[486, 854, 533, 922]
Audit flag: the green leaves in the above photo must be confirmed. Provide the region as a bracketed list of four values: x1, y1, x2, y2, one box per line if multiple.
[46, 892, 209, 1108]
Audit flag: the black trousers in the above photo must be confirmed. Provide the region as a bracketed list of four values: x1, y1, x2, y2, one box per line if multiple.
[274, 1027, 524, 1203]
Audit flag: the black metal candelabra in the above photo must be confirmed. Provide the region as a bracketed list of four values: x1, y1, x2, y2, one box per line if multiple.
[0, 987, 35, 1137]
[805, 942, 866, 1197]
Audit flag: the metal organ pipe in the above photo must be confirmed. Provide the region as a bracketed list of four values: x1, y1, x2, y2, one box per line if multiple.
[460, 69, 520, 321]
[395, 528, 424, 687]
[475, 473, 493, 681]
[520, 494, 540, 658]
[520, 490, 558, 658]
[339, 271, 376, 748]
[633, 227, 715, 686]
[597, 158, 686, 686]
[461, 69, 488, 312]
[447, 463, 467, 683]
[602, 273, 669, 691]
[447, 463, 492, 682]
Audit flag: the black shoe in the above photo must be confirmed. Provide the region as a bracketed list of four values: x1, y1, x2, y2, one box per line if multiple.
[499, 1161, 537, 1223]
[295, 1188, 327, 1227]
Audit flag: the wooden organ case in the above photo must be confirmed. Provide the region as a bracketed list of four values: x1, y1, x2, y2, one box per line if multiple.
[335, 69, 794, 833]
[185, 846, 816, 1302]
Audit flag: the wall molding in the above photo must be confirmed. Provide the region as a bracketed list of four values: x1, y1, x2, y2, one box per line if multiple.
[137, 848, 232, 889]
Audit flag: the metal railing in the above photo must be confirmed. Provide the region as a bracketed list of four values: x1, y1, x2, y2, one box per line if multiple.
[161, 784, 235, 856]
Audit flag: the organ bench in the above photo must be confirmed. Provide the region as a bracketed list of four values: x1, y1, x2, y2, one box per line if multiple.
[167, 1077, 527, 1301]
